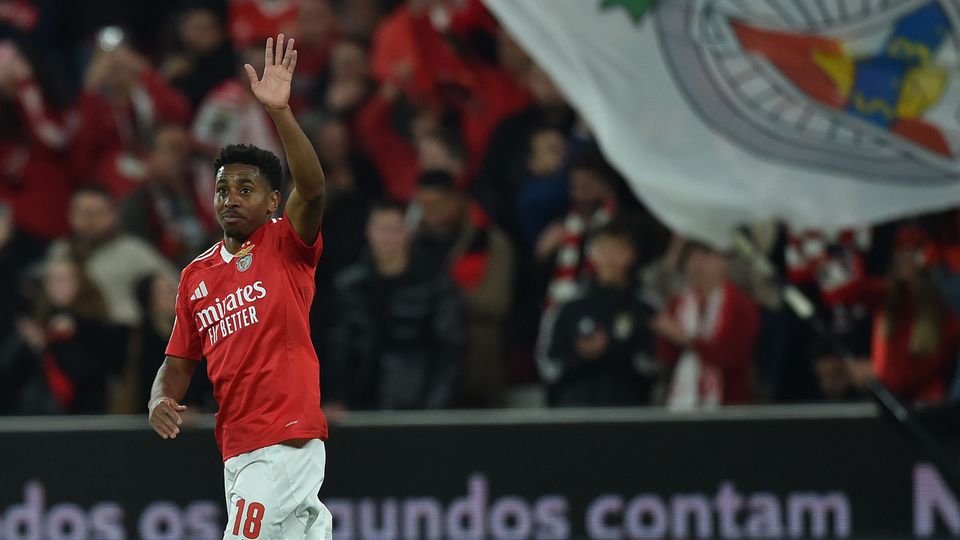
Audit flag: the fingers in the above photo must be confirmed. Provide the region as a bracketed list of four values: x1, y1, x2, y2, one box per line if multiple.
[154, 417, 178, 439]
[288, 49, 298, 73]
[265, 37, 273, 67]
[151, 411, 179, 439]
[243, 63, 258, 84]
[282, 38, 295, 67]
[275, 33, 284, 66]
[149, 399, 184, 439]
[162, 404, 183, 426]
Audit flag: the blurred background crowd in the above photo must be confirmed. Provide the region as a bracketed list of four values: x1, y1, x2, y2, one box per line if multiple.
[2, 0, 960, 416]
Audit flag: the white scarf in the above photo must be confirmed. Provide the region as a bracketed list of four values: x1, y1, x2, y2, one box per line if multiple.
[667, 286, 726, 410]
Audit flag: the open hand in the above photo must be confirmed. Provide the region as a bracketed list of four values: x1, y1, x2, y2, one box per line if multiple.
[244, 34, 297, 111]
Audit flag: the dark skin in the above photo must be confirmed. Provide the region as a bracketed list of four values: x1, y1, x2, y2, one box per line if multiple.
[149, 34, 325, 440]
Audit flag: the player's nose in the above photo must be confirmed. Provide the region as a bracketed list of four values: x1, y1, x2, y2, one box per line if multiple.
[224, 192, 242, 207]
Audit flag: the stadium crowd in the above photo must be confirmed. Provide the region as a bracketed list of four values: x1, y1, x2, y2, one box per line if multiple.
[1, 0, 959, 416]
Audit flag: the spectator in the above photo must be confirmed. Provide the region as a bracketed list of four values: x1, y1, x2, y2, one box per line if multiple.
[0, 202, 34, 347]
[123, 273, 214, 414]
[337, 0, 386, 41]
[515, 126, 569, 248]
[291, 0, 341, 111]
[538, 220, 658, 407]
[71, 36, 191, 199]
[418, 131, 469, 185]
[323, 38, 374, 116]
[871, 225, 959, 405]
[370, 0, 468, 107]
[228, 0, 298, 50]
[309, 115, 381, 290]
[308, 115, 382, 356]
[192, 41, 284, 173]
[325, 198, 465, 411]
[0, 255, 124, 414]
[479, 63, 575, 231]
[412, 170, 513, 407]
[785, 226, 882, 356]
[808, 337, 869, 402]
[121, 123, 215, 266]
[654, 242, 760, 408]
[368, 0, 526, 165]
[0, 40, 73, 243]
[537, 152, 620, 305]
[355, 71, 449, 201]
[161, 3, 237, 109]
[48, 186, 178, 326]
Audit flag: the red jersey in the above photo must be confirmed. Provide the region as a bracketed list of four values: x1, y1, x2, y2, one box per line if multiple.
[166, 213, 327, 460]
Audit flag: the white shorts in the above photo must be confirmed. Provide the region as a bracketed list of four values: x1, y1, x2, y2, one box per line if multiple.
[222, 439, 333, 540]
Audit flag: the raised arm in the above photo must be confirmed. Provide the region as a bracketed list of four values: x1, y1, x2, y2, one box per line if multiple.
[147, 355, 197, 439]
[244, 34, 325, 244]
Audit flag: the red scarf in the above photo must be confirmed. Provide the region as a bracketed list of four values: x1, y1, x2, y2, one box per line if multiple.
[546, 203, 614, 306]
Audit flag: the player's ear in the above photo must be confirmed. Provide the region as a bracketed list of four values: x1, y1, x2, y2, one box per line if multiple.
[269, 190, 280, 213]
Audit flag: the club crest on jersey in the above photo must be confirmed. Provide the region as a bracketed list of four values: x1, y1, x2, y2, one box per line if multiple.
[235, 243, 255, 272]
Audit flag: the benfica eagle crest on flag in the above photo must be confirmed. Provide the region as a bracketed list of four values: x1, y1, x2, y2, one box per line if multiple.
[655, 0, 960, 184]
[485, 0, 960, 245]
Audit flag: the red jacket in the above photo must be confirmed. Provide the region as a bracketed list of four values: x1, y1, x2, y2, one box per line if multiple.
[367, 3, 528, 175]
[656, 282, 760, 405]
[355, 93, 420, 201]
[456, 63, 530, 174]
[371, 4, 469, 106]
[0, 79, 73, 240]
[71, 69, 191, 199]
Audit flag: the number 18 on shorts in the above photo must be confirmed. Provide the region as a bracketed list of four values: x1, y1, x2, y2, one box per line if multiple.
[222, 439, 332, 540]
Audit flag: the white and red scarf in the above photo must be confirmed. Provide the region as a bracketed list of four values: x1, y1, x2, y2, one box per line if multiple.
[785, 227, 871, 306]
[667, 286, 727, 410]
[546, 203, 613, 305]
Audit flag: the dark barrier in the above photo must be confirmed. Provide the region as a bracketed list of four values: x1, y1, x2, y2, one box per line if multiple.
[1, 405, 959, 539]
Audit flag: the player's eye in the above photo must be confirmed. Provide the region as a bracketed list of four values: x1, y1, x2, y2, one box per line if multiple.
[240, 188, 252, 194]
[216, 188, 228, 195]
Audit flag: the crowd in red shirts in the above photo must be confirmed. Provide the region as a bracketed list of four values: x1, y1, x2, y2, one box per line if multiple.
[0, 0, 958, 415]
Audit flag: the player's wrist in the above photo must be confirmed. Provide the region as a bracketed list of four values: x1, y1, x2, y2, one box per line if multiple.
[265, 104, 292, 117]
[148, 396, 170, 411]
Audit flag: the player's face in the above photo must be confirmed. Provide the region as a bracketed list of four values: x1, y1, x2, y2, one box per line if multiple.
[214, 164, 279, 240]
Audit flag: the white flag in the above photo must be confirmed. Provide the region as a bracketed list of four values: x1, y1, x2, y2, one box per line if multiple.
[484, 0, 960, 245]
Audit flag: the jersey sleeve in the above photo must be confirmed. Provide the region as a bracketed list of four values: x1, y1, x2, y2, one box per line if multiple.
[277, 213, 324, 268]
[165, 275, 203, 361]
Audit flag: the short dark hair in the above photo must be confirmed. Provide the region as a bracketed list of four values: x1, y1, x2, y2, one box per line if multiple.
[214, 144, 283, 192]
[418, 170, 458, 191]
[592, 219, 637, 246]
[368, 197, 407, 219]
[569, 149, 618, 184]
[808, 336, 844, 363]
[147, 122, 189, 150]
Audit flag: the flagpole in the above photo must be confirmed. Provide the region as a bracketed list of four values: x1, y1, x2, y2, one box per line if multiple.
[732, 228, 960, 498]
